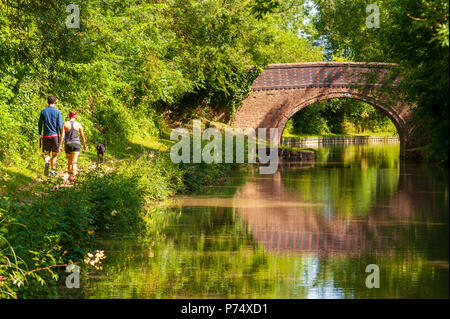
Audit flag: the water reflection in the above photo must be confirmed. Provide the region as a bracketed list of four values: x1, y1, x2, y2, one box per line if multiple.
[74, 144, 448, 299]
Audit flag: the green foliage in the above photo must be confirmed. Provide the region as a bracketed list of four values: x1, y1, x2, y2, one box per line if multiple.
[286, 99, 398, 136]
[181, 162, 230, 193]
[288, 102, 330, 135]
[79, 154, 184, 232]
[1, 197, 64, 298]
[250, 0, 281, 19]
[0, 0, 323, 162]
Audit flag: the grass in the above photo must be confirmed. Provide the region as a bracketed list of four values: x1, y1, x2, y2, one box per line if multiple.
[278, 144, 316, 152]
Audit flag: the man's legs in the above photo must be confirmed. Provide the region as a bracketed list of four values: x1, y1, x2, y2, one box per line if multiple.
[51, 152, 58, 171]
[43, 137, 59, 177]
[49, 136, 59, 177]
[43, 151, 51, 175]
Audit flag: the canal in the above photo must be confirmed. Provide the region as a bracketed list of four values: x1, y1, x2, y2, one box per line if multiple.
[76, 143, 449, 298]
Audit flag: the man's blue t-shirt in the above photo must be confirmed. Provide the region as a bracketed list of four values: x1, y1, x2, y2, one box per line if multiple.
[38, 105, 63, 136]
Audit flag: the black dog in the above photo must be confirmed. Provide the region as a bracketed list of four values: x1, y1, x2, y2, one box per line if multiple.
[96, 143, 106, 163]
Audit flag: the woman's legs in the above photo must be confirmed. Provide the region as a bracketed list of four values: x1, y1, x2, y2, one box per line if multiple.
[66, 153, 73, 177]
[72, 152, 80, 176]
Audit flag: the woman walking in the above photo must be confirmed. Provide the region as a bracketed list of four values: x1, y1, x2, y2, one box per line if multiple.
[59, 111, 87, 183]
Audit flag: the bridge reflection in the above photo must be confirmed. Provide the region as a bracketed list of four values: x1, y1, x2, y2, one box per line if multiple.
[233, 161, 443, 257]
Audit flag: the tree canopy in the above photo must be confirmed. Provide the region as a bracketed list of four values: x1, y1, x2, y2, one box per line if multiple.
[0, 0, 324, 161]
[254, 0, 449, 161]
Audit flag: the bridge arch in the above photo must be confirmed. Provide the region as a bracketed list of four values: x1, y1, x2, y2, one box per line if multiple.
[276, 91, 407, 151]
[232, 62, 415, 156]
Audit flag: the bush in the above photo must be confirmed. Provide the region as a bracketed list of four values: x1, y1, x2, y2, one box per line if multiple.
[80, 153, 184, 232]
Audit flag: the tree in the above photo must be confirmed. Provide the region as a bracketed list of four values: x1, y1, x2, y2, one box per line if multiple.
[312, 0, 449, 162]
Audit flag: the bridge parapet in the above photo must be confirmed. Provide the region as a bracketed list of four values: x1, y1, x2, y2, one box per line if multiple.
[251, 62, 399, 91]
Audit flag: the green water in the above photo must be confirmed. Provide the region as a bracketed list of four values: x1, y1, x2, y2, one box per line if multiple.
[76, 144, 449, 299]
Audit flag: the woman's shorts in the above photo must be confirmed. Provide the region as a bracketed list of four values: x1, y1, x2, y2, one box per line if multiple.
[65, 143, 81, 154]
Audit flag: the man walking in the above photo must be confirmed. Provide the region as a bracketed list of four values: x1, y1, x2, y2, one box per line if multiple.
[38, 95, 63, 177]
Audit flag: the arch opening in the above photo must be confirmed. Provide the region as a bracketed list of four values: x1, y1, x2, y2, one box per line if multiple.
[276, 93, 406, 154]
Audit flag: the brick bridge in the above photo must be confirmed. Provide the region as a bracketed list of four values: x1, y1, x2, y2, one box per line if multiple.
[232, 62, 415, 155]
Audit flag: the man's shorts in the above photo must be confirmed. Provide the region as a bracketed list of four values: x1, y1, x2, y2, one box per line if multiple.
[42, 136, 60, 153]
[65, 143, 81, 154]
